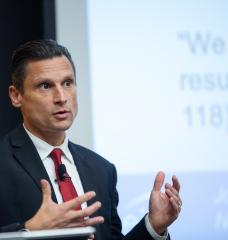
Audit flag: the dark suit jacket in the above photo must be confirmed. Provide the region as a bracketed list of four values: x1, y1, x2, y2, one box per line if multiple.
[0, 125, 165, 240]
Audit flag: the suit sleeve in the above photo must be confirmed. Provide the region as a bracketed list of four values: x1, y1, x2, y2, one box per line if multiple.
[110, 164, 124, 239]
[0, 222, 25, 232]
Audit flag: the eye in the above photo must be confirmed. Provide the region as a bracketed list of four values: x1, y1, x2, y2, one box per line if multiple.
[63, 80, 74, 87]
[39, 82, 51, 90]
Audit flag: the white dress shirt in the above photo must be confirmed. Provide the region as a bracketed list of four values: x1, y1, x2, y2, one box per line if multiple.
[24, 126, 86, 209]
[24, 125, 168, 239]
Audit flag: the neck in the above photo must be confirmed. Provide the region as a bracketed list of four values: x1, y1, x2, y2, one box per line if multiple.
[38, 132, 65, 146]
[23, 124, 66, 146]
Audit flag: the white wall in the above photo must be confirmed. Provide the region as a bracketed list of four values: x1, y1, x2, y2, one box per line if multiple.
[56, 0, 93, 148]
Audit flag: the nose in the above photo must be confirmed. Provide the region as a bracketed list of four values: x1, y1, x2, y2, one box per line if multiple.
[53, 86, 67, 105]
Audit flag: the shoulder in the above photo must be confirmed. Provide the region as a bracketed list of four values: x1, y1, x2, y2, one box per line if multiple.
[0, 125, 28, 145]
[0, 124, 32, 155]
[0, 132, 15, 166]
[0, 133, 10, 151]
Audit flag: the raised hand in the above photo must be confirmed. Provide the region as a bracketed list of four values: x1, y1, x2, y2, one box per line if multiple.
[25, 179, 104, 230]
[148, 171, 181, 234]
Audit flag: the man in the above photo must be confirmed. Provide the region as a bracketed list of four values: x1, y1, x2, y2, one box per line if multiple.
[0, 40, 181, 239]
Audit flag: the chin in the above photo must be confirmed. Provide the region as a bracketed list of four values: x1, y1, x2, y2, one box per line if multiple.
[53, 123, 72, 131]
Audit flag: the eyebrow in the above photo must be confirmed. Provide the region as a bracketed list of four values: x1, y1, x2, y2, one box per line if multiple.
[34, 74, 76, 83]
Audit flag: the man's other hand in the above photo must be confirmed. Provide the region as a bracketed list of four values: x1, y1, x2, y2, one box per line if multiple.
[148, 171, 182, 235]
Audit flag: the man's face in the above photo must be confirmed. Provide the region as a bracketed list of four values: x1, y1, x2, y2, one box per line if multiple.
[11, 56, 78, 140]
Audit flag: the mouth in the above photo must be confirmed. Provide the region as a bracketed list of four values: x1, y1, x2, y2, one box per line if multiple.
[53, 110, 71, 120]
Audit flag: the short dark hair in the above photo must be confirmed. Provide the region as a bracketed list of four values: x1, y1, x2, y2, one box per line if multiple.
[11, 39, 76, 93]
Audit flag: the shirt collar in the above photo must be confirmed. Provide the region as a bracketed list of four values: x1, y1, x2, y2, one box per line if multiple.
[23, 125, 73, 163]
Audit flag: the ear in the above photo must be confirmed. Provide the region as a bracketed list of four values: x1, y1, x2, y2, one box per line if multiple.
[9, 85, 23, 108]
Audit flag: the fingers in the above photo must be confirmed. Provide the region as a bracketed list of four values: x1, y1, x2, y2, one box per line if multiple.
[165, 183, 179, 197]
[66, 215, 104, 228]
[169, 196, 180, 214]
[165, 186, 181, 204]
[64, 191, 97, 211]
[80, 216, 104, 227]
[172, 175, 180, 192]
[153, 171, 165, 192]
[165, 180, 182, 214]
[61, 195, 103, 225]
[164, 175, 181, 199]
[72, 201, 102, 219]
[40, 179, 52, 203]
[32, 185, 103, 230]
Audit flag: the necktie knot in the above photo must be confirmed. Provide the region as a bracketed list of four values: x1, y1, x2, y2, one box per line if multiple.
[50, 148, 62, 165]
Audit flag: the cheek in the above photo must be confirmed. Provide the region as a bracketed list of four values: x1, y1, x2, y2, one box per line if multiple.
[70, 92, 78, 111]
[22, 98, 51, 116]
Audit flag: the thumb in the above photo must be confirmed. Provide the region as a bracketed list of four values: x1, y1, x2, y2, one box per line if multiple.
[40, 179, 52, 203]
[153, 171, 165, 192]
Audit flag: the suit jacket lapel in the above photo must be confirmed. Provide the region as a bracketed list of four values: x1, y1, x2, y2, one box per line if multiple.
[69, 143, 99, 206]
[10, 125, 57, 202]
[69, 143, 105, 239]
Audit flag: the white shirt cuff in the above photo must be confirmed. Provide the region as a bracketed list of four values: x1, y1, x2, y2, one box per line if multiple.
[144, 214, 168, 240]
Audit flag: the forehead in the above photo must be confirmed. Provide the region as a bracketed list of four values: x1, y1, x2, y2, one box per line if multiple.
[24, 56, 75, 82]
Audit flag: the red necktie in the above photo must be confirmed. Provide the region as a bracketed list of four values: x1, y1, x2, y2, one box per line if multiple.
[50, 148, 81, 210]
